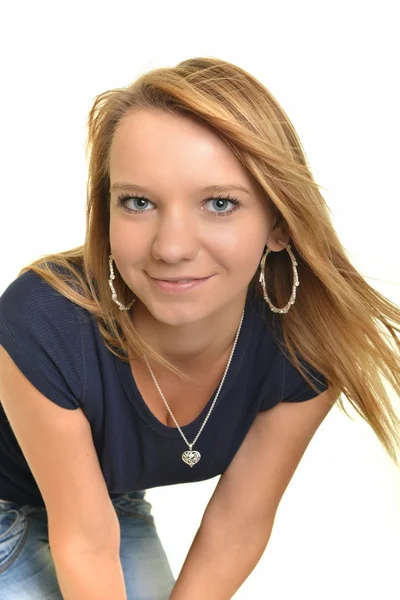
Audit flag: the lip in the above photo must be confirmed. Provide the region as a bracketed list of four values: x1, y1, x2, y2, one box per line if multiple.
[149, 275, 209, 281]
[149, 275, 214, 294]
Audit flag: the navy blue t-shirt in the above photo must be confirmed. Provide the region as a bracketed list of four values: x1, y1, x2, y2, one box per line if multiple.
[0, 269, 329, 506]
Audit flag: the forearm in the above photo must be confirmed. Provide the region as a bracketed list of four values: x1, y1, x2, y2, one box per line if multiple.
[51, 545, 127, 600]
[169, 515, 274, 600]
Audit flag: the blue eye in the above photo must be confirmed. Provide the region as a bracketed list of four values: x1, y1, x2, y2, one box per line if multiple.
[206, 196, 241, 216]
[116, 193, 243, 217]
[119, 196, 154, 212]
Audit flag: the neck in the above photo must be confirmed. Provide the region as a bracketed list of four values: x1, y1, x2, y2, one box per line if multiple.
[131, 293, 247, 372]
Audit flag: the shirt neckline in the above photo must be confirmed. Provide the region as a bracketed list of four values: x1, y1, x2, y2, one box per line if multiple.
[116, 293, 255, 439]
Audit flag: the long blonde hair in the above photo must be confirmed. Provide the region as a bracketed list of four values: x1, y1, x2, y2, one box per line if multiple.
[20, 57, 400, 466]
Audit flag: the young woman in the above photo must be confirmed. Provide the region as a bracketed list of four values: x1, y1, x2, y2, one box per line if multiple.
[0, 56, 399, 600]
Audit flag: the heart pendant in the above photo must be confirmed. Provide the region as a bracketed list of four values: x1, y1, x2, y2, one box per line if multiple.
[182, 450, 201, 467]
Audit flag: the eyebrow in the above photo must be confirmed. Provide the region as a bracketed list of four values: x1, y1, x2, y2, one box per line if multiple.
[110, 182, 252, 195]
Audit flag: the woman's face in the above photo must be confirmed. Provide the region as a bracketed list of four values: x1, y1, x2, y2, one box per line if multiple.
[109, 107, 279, 327]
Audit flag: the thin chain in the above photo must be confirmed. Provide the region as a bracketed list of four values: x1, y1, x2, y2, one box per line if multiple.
[143, 308, 245, 450]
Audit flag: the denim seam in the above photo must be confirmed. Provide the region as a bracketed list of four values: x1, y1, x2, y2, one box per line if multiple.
[0, 509, 22, 541]
[0, 514, 30, 575]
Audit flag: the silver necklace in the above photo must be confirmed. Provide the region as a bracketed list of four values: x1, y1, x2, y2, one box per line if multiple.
[143, 308, 245, 467]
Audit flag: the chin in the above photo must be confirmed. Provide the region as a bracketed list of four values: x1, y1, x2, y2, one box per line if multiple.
[145, 300, 212, 327]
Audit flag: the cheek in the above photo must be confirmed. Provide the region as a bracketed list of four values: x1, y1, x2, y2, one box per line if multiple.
[212, 224, 266, 268]
[109, 218, 146, 261]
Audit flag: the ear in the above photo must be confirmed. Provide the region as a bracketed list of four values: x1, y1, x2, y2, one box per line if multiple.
[266, 214, 290, 252]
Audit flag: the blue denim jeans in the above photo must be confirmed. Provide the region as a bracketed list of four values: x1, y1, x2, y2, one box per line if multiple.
[0, 491, 176, 599]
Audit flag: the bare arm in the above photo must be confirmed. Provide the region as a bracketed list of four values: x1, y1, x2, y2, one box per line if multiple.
[53, 547, 126, 600]
[170, 387, 337, 599]
[0, 346, 126, 600]
[169, 512, 274, 600]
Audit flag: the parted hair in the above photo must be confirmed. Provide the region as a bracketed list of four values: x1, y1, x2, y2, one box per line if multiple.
[20, 57, 400, 466]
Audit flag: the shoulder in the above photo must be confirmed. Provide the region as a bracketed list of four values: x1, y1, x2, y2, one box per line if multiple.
[0, 268, 86, 409]
[0, 267, 87, 337]
[248, 293, 329, 409]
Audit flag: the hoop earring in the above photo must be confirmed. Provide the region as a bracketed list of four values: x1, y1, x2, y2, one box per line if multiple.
[108, 255, 136, 311]
[258, 241, 300, 314]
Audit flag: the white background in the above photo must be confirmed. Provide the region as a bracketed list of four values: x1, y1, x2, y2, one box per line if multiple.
[1, 1, 399, 598]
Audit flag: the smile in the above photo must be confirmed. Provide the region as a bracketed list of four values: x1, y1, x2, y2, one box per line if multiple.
[149, 275, 214, 294]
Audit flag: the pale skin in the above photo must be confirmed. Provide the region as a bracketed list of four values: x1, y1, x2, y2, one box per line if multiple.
[108, 107, 289, 426]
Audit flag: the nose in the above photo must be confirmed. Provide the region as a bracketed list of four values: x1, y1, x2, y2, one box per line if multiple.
[151, 209, 199, 263]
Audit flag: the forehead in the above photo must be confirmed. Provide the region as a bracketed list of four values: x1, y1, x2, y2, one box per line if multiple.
[109, 107, 252, 185]
[112, 106, 224, 149]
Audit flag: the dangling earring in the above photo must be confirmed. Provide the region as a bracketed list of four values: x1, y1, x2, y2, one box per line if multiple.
[258, 240, 300, 313]
[108, 255, 136, 311]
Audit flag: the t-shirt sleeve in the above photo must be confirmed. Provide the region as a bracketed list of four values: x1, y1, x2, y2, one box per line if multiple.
[260, 348, 329, 411]
[280, 353, 329, 402]
[0, 270, 84, 410]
